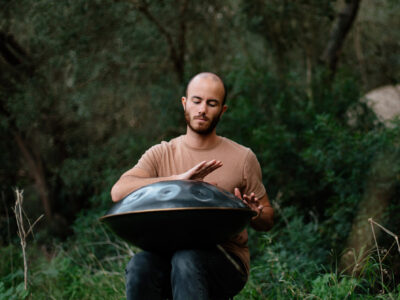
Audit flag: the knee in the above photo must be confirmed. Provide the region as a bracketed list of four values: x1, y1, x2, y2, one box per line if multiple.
[126, 252, 156, 282]
[171, 249, 203, 277]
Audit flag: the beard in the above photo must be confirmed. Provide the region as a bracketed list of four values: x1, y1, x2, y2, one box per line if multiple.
[184, 110, 222, 135]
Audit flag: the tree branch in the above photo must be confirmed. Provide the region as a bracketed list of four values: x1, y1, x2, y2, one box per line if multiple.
[177, 0, 188, 81]
[0, 30, 34, 78]
[320, 0, 361, 74]
[134, 0, 186, 82]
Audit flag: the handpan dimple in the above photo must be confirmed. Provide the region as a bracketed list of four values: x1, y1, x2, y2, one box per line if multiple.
[190, 185, 213, 202]
[118, 186, 151, 210]
[157, 185, 181, 201]
[100, 180, 256, 251]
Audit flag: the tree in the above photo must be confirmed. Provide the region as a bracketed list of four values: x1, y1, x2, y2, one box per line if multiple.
[320, 0, 361, 75]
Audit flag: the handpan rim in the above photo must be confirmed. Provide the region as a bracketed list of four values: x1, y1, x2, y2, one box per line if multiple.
[100, 207, 256, 220]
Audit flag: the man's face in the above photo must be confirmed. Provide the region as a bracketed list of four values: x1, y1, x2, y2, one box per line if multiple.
[182, 76, 227, 135]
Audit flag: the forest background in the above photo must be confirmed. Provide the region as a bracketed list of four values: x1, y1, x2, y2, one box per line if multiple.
[1, 0, 400, 299]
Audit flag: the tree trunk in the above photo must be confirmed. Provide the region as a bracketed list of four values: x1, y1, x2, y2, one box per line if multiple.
[14, 132, 52, 221]
[320, 0, 361, 74]
[136, 0, 187, 82]
[340, 151, 396, 274]
[0, 31, 52, 220]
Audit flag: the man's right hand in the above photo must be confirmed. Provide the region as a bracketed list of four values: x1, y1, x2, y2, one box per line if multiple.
[175, 160, 223, 181]
[111, 160, 222, 202]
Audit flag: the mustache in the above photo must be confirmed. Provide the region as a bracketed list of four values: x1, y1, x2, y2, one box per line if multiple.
[193, 114, 209, 121]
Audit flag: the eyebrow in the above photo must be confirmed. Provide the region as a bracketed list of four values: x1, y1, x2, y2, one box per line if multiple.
[191, 96, 202, 100]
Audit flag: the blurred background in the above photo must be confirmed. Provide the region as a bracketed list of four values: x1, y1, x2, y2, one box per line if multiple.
[1, 0, 399, 298]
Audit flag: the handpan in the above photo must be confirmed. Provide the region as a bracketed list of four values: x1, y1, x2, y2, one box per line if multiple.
[100, 180, 256, 251]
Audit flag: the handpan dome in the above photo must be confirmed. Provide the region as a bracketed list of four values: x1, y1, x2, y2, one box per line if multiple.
[100, 180, 256, 251]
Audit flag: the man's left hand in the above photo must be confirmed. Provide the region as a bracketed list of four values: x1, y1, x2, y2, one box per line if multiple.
[234, 188, 263, 220]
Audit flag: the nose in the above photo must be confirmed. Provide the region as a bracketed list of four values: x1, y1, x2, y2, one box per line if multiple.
[198, 102, 207, 115]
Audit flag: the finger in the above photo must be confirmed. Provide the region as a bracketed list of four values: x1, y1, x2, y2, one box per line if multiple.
[195, 160, 217, 172]
[194, 160, 208, 170]
[188, 161, 207, 174]
[234, 188, 242, 199]
[242, 197, 259, 210]
[243, 194, 253, 203]
[242, 199, 251, 207]
[188, 161, 212, 177]
[252, 197, 260, 205]
[179, 161, 211, 180]
[203, 163, 222, 175]
[203, 160, 222, 171]
[244, 193, 258, 203]
[197, 161, 222, 177]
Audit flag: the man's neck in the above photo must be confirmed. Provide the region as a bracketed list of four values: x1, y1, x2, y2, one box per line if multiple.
[184, 128, 220, 150]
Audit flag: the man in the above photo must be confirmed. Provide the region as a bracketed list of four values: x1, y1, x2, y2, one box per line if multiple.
[111, 72, 274, 299]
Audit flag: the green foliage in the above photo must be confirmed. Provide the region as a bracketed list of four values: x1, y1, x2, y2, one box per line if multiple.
[29, 253, 125, 299]
[237, 206, 399, 299]
[220, 63, 400, 298]
[310, 274, 358, 299]
[221, 64, 400, 251]
[0, 246, 27, 300]
[2, 209, 399, 299]
[0, 281, 29, 300]
[0, 225, 130, 299]
[238, 206, 326, 299]
[1, 0, 400, 298]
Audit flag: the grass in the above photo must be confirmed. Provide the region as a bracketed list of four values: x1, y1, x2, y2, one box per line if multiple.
[1, 199, 399, 299]
[1, 231, 399, 299]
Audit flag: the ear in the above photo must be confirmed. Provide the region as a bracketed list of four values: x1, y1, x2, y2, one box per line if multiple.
[220, 105, 228, 117]
[181, 96, 187, 110]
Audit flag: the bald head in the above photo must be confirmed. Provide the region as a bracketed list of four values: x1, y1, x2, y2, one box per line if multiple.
[186, 72, 227, 105]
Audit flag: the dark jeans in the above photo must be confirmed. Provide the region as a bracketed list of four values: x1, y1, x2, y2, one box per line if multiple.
[125, 247, 247, 300]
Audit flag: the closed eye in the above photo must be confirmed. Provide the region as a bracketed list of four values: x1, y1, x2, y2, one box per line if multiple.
[191, 96, 202, 104]
[207, 100, 218, 107]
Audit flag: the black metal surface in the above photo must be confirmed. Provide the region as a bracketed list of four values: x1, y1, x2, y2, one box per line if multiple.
[100, 180, 256, 251]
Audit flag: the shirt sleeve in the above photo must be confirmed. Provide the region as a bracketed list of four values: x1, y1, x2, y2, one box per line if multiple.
[242, 149, 266, 199]
[134, 144, 164, 177]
